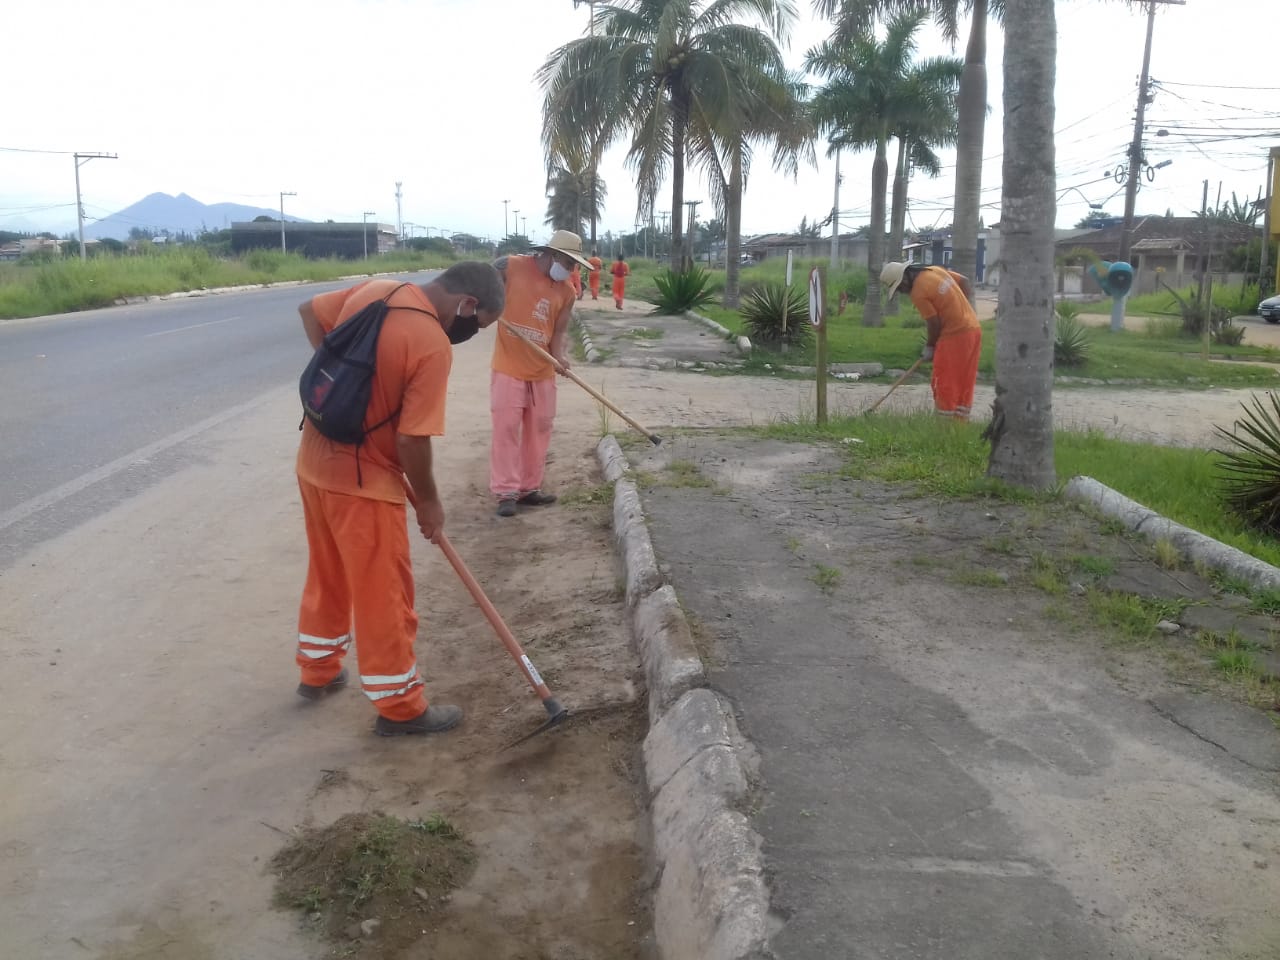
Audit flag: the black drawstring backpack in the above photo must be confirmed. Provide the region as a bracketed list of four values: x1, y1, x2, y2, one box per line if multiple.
[299, 282, 434, 485]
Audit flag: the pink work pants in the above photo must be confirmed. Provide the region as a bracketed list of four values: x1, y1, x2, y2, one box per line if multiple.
[490, 371, 557, 498]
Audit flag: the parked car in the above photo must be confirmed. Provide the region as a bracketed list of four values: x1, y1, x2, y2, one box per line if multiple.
[1260, 294, 1280, 324]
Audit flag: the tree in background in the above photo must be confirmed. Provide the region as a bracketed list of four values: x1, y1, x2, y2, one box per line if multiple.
[539, 0, 798, 272]
[544, 161, 608, 238]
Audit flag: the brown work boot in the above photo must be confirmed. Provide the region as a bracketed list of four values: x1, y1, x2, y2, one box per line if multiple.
[374, 705, 462, 737]
[296, 668, 348, 701]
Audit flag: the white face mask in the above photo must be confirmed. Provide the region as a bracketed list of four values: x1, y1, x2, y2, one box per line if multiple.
[549, 261, 572, 283]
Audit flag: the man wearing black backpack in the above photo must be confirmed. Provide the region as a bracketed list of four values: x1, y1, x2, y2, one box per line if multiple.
[294, 262, 504, 737]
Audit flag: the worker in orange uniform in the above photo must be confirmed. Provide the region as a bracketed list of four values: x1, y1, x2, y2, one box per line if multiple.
[611, 252, 630, 310]
[490, 230, 593, 517]
[587, 249, 604, 300]
[570, 262, 584, 300]
[881, 261, 982, 420]
[294, 262, 505, 736]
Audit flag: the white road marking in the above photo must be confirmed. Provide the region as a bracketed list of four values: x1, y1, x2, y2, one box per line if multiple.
[143, 317, 237, 338]
[0, 392, 276, 533]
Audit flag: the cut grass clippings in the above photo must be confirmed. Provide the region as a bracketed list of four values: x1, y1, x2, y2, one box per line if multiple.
[271, 812, 474, 954]
[756, 413, 1280, 568]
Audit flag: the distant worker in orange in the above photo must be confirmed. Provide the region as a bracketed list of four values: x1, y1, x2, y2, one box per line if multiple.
[611, 253, 630, 310]
[881, 261, 982, 421]
[570, 262, 583, 300]
[294, 262, 505, 736]
[490, 230, 594, 517]
[587, 249, 604, 300]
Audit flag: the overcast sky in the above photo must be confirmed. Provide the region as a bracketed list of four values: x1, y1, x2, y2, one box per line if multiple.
[3, 0, 1276, 243]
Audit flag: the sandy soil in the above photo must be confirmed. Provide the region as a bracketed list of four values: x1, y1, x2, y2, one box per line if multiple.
[0, 340, 650, 960]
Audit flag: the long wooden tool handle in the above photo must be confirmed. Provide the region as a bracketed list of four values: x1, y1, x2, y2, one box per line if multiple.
[399, 476, 552, 700]
[499, 319, 662, 445]
[865, 357, 924, 415]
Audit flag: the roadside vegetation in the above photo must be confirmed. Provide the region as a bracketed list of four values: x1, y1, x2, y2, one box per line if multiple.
[0, 246, 457, 320]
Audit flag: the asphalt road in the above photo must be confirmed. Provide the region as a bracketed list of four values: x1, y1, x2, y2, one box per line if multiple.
[0, 275, 432, 568]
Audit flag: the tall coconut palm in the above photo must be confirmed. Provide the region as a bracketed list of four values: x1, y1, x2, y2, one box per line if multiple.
[887, 62, 960, 265]
[545, 163, 609, 236]
[691, 67, 814, 306]
[538, 0, 798, 272]
[817, 0, 1003, 302]
[985, 0, 1055, 488]
[809, 10, 961, 325]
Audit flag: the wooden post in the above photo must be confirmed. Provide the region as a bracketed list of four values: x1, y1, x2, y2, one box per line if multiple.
[810, 266, 827, 426]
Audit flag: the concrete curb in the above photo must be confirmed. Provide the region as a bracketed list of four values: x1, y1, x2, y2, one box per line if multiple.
[595, 436, 775, 960]
[575, 318, 602, 363]
[685, 310, 752, 355]
[1065, 476, 1280, 591]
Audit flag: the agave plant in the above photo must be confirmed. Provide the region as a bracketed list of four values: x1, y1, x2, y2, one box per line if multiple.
[651, 267, 716, 316]
[1053, 302, 1090, 368]
[1217, 391, 1280, 534]
[740, 282, 811, 350]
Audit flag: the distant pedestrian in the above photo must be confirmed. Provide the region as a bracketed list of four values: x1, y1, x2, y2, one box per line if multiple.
[293, 263, 505, 735]
[489, 230, 594, 517]
[880, 261, 982, 421]
[611, 253, 630, 310]
[587, 249, 603, 300]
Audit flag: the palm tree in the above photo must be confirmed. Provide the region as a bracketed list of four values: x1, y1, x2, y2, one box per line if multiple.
[690, 67, 813, 306]
[809, 10, 960, 325]
[985, 0, 1055, 489]
[538, 0, 798, 272]
[817, 0, 1003, 302]
[544, 163, 608, 236]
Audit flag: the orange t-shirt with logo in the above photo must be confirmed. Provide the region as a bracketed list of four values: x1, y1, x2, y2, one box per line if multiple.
[491, 255, 575, 382]
[296, 278, 452, 504]
[908, 266, 980, 338]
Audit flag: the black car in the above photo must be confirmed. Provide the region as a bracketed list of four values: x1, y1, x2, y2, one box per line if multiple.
[1260, 294, 1280, 324]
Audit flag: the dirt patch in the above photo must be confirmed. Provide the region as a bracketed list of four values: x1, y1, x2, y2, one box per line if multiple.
[271, 812, 476, 957]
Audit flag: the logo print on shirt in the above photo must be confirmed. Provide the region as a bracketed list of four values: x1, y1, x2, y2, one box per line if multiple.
[532, 298, 551, 323]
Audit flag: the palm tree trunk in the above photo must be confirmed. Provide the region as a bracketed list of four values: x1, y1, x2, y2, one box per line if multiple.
[951, 0, 988, 302]
[863, 131, 889, 327]
[887, 137, 908, 316]
[589, 168, 598, 247]
[987, 0, 1056, 490]
[725, 146, 744, 308]
[671, 93, 687, 271]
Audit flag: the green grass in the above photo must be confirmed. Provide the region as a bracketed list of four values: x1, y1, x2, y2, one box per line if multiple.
[0, 246, 458, 319]
[952, 569, 1009, 587]
[1087, 590, 1187, 642]
[1071, 554, 1116, 576]
[559, 483, 613, 507]
[753, 412, 1280, 568]
[812, 563, 842, 592]
[1075, 283, 1259, 319]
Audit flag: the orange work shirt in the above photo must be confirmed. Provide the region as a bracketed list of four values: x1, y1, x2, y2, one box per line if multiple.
[908, 266, 980, 338]
[611, 260, 630, 279]
[296, 278, 452, 504]
[491, 255, 575, 382]
[587, 256, 603, 273]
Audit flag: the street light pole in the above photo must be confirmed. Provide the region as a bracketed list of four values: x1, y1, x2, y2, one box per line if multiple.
[521, 216, 527, 238]
[513, 209, 521, 237]
[280, 191, 296, 253]
[73, 152, 117, 261]
[503, 199, 510, 238]
[362, 211, 376, 259]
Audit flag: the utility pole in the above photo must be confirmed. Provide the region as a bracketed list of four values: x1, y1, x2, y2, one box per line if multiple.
[521, 215, 528, 238]
[279, 191, 296, 253]
[395, 182, 403, 244]
[1118, 0, 1185, 266]
[503, 199, 510, 238]
[73, 152, 117, 260]
[1263, 150, 1276, 296]
[362, 211, 376, 259]
[513, 209, 521, 237]
[1196, 180, 1209, 307]
[830, 149, 841, 271]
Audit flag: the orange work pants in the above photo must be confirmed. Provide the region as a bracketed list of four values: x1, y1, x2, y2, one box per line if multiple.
[296, 478, 427, 722]
[931, 327, 982, 420]
[588, 272, 601, 299]
[613, 276, 626, 306]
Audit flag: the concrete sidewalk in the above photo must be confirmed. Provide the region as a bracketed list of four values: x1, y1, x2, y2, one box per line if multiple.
[575, 294, 739, 368]
[628, 434, 1280, 960]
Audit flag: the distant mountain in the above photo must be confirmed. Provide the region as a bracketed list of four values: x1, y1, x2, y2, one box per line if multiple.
[84, 192, 310, 240]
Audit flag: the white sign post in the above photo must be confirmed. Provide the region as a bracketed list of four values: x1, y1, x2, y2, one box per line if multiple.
[809, 267, 827, 426]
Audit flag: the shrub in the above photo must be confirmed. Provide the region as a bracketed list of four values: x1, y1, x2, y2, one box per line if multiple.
[1212, 319, 1247, 346]
[1217, 392, 1280, 534]
[651, 267, 716, 315]
[1054, 303, 1091, 368]
[740, 282, 812, 350]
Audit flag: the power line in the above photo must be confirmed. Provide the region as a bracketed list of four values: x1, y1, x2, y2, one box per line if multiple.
[0, 145, 76, 155]
[1155, 80, 1280, 91]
